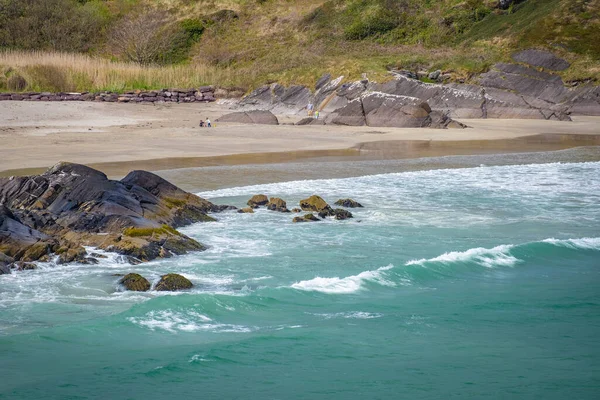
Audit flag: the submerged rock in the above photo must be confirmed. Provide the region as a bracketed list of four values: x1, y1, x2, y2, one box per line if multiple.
[155, 273, 193, 291]
[292, 213, 320, 223]
[247, 194, 269, 208]
[334, 199, 363, 208]
[120, 273, 151, 292]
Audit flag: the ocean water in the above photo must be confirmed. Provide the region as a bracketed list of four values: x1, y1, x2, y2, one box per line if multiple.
[1, 159, 600, 399]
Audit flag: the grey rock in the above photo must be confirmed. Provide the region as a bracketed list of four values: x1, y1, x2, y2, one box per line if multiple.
[217, 110, 279, 125]
[512, 49, 570, 71]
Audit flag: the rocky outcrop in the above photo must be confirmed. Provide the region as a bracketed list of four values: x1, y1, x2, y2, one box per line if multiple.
[334, 199, 363, 208]
[0, 162, 223, 265]
[120, 273, 151, 292]
[266, 197, 289, 212]
[0, 88, 216, 103]
[235, 49, 599, 122]
[247, 194, 269, 208]
[292, 213, 320, 223]
[155, 273, 193, 291]
[217, 110, 279, 125]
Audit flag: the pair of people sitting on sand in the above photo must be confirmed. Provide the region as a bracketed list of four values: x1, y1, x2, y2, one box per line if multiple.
[199, 118, 211, 128]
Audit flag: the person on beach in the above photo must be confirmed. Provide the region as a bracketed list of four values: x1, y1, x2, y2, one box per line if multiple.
[307, 102, 314, 117]
[206, 118, 211, 127]
[314, 110, 320, 120]
[199, 120, 205, 127]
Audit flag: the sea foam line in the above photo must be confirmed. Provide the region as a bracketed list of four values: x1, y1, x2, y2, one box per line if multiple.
[542, 237, 600, 250]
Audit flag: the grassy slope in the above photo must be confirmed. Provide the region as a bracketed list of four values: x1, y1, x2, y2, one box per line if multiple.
[0, 0, 598, 92]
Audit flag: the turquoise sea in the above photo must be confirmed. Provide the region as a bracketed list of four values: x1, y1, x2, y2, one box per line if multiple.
[1, 154, 599, 399]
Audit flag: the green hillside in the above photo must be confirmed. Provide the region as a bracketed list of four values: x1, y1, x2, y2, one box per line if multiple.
[0, 0, 598, 92]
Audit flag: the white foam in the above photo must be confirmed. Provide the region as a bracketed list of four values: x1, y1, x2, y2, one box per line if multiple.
[310, 311, 383, 320]
[290, 265, 395, 294]
[542, 237, 600, 250]
[128, 309, 253, 333]
[406, 244, 520, 268]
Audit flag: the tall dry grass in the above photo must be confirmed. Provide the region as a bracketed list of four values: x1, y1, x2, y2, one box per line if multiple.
[0, 50, 248, 92]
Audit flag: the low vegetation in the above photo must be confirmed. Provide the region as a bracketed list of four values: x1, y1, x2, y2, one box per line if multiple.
[0, 0, 598, 93]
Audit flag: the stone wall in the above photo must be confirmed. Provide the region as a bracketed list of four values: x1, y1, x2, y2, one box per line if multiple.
[0, 86, 216, 103]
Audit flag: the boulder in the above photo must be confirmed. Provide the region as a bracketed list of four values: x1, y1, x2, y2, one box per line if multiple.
[299, 195, 331, 213]
[292, 213, 320, 223]
[237, 207, 255, 214]
[119, 273, 151, 292]
[154, 273, 193, 291]
[291, 208, 302, 213]
[512, 49, 570, 71]
[217, 110, 279, 125]
[334, 199, 363, 208]
[266, 197, 289, 212]
[247, 194, 269, 208]
[333, 209, 353, 220]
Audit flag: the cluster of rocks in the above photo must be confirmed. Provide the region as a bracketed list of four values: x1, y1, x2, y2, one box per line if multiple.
[119, 272, 193, 292]
[0, 87, 216, 103]
[238, 194, 362, 222]
[0, 162, 233, 275]
[232, 49, 600, 127]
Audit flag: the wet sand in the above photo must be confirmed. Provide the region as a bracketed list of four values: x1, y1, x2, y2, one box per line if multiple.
[1, 101, 600, 180]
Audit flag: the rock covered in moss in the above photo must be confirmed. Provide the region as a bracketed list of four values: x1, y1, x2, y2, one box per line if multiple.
[119, 273, 151, 291]
[247, 194, 269, 208]
[292, 213, 320, 223]
[334, 198, 363, 208]
[155, 273, 193, 291]
[266, 197, 289, 212]
[299, 195, 332, 213]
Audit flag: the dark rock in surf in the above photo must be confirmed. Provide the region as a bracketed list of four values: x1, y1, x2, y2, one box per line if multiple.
[155, 273, 193, 291]
[120, 273, 151, 292]
[334, 199, 363, 208]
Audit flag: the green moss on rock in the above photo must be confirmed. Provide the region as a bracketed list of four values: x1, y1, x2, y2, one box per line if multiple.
[155, 273, 193, 291]
[120, 273, 151, 292]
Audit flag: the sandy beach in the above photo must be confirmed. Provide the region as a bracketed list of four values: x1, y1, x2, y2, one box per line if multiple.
[1, 101, 600, 179]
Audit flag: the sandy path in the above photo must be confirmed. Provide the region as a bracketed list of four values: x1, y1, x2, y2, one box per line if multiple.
[1, 101, 599, 176]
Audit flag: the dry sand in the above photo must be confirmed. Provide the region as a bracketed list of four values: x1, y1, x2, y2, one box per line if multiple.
[1, 101, 599, 178]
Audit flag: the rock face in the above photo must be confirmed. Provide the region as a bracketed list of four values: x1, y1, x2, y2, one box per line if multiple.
[119, 273, 151, 292]
[512, 49, 570, 71]
[217, 110, 279, 125]
[247, 194, 269, 208]
[334, 199, 363, 208]
[155, 273, 193, 291]
[0, 252, 12, 275]
[266, 197, 289, 212]
[0, 162, 222, 265]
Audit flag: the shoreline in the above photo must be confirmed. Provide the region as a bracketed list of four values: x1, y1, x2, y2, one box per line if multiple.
[2, 101, 600, 185]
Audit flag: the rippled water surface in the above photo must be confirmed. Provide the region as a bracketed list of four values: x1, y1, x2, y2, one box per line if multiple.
[1, 160, 599, 399]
